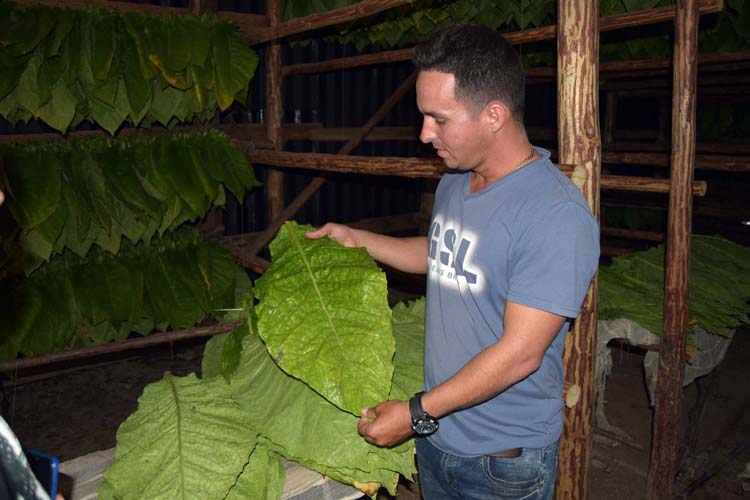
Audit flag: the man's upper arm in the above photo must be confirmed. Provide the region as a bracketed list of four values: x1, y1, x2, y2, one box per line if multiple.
[506, 202, 599, 318]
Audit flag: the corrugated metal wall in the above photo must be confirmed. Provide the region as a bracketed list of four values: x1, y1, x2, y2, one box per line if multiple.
[223, 39, 426, 236]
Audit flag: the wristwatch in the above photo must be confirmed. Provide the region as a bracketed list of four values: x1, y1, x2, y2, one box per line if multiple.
[409, 392, 439, 436]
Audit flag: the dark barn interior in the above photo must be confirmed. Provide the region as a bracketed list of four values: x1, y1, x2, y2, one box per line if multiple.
[1, 0, 749, 499]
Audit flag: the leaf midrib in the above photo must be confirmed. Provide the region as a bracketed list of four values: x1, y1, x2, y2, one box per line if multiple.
[285, 225, 345, 358]
[167, 373, 187, 500]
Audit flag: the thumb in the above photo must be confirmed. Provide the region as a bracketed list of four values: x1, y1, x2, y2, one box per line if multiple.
[361, 406, 377, 420]
[305, 226, 329, 240]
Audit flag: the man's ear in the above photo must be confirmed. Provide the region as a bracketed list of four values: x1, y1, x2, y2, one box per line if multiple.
[485, 101, 510, 132]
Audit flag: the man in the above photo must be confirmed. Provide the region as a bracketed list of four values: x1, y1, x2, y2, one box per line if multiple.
[307, 24, 599, 500]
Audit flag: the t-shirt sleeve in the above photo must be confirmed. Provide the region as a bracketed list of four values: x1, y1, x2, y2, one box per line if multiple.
[506, 201, 600, 318]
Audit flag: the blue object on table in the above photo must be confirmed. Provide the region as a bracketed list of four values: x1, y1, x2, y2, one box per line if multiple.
[25, 449, 59, 497]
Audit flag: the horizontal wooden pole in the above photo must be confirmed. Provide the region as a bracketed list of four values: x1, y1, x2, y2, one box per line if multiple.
[0, 122, 274, 150]
[601, 226, 665, 242]
[526, 50, 750, 79]
[282, 0, 722, 76]
[247, 0, 417, 45]
[601, 151, 750, 172]
[603, 198, 749, 221]
[293, 126, 419, 142]
[242, 149, 707, 195]
[605, 141, 750, 155]
[601, 73, 750, 91]
[7, 0, 267, 26]
[0, 320, 244, 373]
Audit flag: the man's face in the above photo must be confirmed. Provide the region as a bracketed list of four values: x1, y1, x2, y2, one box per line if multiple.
[416, 70, 490, 171]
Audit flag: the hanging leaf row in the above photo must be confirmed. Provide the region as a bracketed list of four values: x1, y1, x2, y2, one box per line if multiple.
[599, 235, 750, 340]
[284, 0, 555, 52]
[0, 1, 258, 134]
[0, 130, 258, 276]
[0, 228, 251, 362]
[284, 0, 748, 63]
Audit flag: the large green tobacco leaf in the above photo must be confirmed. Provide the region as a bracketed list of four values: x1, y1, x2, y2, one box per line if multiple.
[225, 443, 285, 500]
[389, 298, 425, 401]
[599, 235, 750, 340]
[211, 22, 259, 111]
[0, 131, 257, 275]
[1, 148, 62, 230]
[255, 221, 394, 415]
[227, 330, 415, 494]
[0, 229, 246, 361]
[0, 3, 258, 133]
[101, 372, 258, 500]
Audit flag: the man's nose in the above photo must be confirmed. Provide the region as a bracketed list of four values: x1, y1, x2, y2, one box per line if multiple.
[419, 119, 434, 144]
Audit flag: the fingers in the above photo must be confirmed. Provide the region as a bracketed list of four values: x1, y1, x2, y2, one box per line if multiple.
[305, 224, 332, 240]
[357, 407, 375, 438]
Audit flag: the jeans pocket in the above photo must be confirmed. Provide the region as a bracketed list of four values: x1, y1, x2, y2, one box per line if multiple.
[481, 452, 541, 498]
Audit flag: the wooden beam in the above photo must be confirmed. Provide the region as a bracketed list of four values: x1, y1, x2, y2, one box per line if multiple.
[281, 0, 722, 75]
[0, 321, 244, 373]
[247, 0, 417, 45]
[0, 123, 275, 150]
[603, 198, 749, 221]
[8, 0, 267, 26]
[240, 70, 419, 263]
[242, 150, 706, 195]
[556, 0, 600, 497]
[646, 0, 700, 497]
[599, 152, 750, 172]
[290, 126, 419, 142]
[266, 0, 285, 223]
[605, 141, 750, 155]
[601, 226, 665, 242]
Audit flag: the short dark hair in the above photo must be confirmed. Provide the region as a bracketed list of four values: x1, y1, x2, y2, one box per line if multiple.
[413, 24, 525, 120]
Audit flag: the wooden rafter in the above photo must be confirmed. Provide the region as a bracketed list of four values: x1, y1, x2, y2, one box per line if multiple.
[265, 0, 285, 222]
[238, 70, 420, 266]
[282, 0, 723, 75]
[646, 0, 700, 497]
[0, 320, 244, 373]
[8, 0, 267, 26]
[246, 0, 416, 45]
[555, 0, 600, 496]
[241, 150, 706, 195]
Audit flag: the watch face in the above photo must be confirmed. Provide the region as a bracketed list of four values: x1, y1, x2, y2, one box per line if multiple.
[413, 417, 438, 435]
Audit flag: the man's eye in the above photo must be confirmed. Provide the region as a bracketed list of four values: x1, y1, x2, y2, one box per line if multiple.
[435, 119, 446, 125]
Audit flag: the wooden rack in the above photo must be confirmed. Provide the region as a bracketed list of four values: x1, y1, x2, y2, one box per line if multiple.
[0, 0, 722, 498]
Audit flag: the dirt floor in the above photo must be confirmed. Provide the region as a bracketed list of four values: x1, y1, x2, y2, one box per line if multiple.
[3, 327, 749, 499]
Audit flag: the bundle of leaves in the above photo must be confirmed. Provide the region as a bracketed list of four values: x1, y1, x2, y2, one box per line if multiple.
[0, 130, 257, 276]
[101, 224, 425, 499]
[0, 1, 258, 134]
[599, 235, 750, 339]
[283, 0, 749, 68]
[284, 0, 554, 53]
[0, 228, 251, 361]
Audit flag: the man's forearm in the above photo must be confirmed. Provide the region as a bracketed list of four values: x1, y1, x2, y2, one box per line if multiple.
[420, 338, 537, 419]
[421, 302, 565, 420]
[353, 231, 428, 274]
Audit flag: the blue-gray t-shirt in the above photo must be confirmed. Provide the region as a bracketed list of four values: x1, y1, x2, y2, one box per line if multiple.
[424, 147, 599, 457]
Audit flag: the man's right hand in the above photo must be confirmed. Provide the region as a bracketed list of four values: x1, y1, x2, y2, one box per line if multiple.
[306, 223, 360, 248]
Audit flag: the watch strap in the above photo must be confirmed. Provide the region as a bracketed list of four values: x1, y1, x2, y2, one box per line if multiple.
[409, 391, 425, 422]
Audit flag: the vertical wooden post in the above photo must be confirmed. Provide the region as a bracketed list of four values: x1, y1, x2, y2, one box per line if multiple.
[646, 0, 699, 498]
[556, 0, 600, 498]
[266, 0, 285, 223]
[603, 91, 618, 147]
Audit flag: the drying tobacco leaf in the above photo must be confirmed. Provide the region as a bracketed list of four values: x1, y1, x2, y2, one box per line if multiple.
[254, 221, 394, 415]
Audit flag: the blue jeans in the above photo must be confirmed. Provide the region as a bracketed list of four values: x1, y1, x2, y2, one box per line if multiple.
[415, 438, 558, 500]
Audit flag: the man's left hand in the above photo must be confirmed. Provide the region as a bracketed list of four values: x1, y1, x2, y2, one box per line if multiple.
[357, 400, 412, 447]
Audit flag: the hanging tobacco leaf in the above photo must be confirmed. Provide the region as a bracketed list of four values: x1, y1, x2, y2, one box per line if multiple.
[254, 221, 394, 415]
